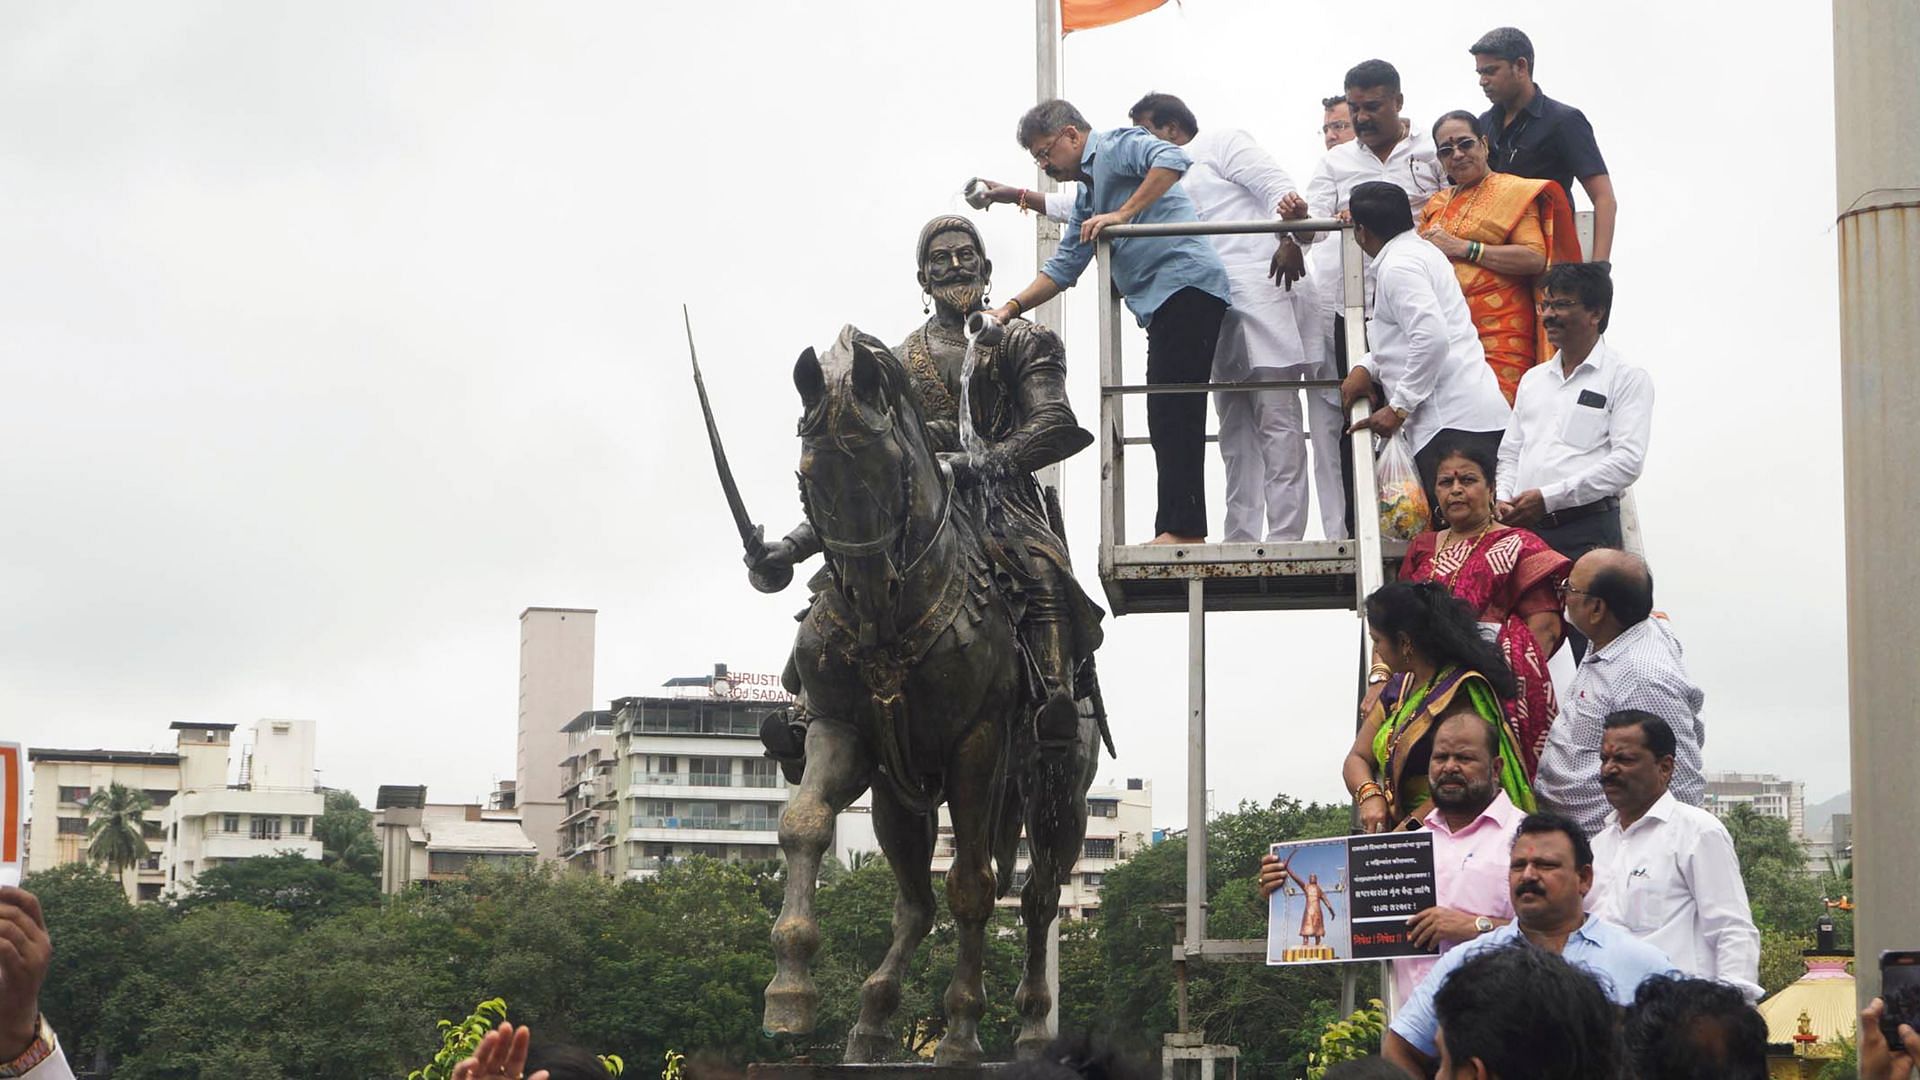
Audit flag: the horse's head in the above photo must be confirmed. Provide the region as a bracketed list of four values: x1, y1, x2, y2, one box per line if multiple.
[794, 326, 941, 624]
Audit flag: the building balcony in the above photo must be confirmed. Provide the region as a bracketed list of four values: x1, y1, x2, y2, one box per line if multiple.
[197, 835, 324, 861]
[625, 781, 786, 804]
[625, 824, 780, 846]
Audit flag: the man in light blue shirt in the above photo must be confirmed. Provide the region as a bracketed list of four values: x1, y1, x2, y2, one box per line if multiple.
[988, 99, 1232, 545]
[1384, 810, 1676, 1075]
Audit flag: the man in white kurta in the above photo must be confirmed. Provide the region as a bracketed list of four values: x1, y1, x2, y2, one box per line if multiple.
[1132, 93, 1342, 541]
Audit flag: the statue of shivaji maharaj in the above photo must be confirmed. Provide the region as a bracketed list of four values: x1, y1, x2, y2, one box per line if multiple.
[734, 214, 1110, 1063]
[750, 214, 1107, 766]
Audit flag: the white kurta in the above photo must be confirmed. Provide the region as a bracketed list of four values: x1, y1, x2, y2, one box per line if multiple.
[1181, 128, 1343, 540]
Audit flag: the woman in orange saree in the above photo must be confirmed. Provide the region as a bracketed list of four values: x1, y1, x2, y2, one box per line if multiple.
[1419, 110, 1583, 402]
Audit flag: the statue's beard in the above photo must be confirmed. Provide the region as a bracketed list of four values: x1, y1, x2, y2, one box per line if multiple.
[930, 279, 987, 316]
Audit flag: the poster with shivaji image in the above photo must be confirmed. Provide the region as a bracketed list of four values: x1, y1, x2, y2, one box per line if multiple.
[1266, 830, 1439, 965]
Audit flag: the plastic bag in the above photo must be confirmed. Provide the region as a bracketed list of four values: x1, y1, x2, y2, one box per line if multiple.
[1375, 432, 1430, 540]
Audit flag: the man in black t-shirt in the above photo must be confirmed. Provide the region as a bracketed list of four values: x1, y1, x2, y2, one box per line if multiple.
[1470, 26, 1617, 261]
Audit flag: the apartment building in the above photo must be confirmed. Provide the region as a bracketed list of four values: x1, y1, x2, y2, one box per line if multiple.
[1702, 772, 1807, 838]
[162, 719, 325, 893]
[557, 709, 617, 875]
[610, 665, 791, 879]
[373, 785, 538, 893]
[25, 747, 181, 903]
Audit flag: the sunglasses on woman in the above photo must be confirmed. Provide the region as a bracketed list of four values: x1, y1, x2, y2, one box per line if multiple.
[1435, 136, 1481, 160]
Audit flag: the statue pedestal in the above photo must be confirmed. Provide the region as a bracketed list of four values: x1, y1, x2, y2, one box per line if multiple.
[748, 1065, 1006, 1078]
[1281, 945, 1335, 962]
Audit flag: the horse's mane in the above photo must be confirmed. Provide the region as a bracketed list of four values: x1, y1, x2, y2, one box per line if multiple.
[798, 327, 936, 462]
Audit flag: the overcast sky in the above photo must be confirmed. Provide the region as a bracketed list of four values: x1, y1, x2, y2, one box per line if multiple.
[1, 1, 1848, 828]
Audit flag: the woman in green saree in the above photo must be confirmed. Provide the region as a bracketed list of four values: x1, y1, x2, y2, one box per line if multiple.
[1343, 581, 1536, 832]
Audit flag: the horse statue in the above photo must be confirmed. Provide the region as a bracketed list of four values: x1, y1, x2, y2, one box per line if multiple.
[760, 326, 1102, 1064]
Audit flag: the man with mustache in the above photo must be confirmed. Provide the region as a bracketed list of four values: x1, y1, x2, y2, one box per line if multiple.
[1283, 61, 1448, 372]
[987, 99, 1231, 546]
[1262, 709, 1522, 1008]
[1383, 810, 1675, 1077]
[1494, 262, 1651, 658]
[1590, 711, 1761, 1000]
[748, 215, 1105, 763]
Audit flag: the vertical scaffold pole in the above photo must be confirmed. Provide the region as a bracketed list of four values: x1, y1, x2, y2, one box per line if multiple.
[1834, 0, 1920, 1012]
[1185, 578, 1207, 953]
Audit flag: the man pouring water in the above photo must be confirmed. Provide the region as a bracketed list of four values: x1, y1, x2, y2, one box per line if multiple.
[982, 99, 1233, 546]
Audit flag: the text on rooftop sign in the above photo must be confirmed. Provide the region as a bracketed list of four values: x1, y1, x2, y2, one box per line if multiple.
[712, 672, 794, 703]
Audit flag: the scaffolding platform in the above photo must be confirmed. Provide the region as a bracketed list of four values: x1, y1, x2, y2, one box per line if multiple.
[1102, 538, 1407, 616]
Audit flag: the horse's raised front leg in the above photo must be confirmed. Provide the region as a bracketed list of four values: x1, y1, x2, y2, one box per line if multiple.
[933, 720, 1003, 1066]
[844, 784, 937, 1063]
[1014, 711, 1096, 1057]
[764, 717, 871, 1038]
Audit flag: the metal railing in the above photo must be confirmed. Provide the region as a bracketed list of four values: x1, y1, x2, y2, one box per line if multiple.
[1093, 217, 1385, 612]
[1092, 219, 1390, 982]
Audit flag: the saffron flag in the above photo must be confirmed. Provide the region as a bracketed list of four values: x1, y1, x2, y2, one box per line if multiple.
[0, 743, 19, 886]
[1061, 0, 1170, 33]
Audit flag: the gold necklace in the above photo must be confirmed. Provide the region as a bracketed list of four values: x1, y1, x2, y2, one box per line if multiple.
[1439, 517, 1494, 552]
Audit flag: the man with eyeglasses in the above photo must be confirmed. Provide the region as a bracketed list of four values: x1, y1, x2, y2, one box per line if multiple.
[1471, 26, 1617, 261]
[1534, 548, 1706, 836]
[1495, 262, 1651, 659]
[987, 98, 1232, 545]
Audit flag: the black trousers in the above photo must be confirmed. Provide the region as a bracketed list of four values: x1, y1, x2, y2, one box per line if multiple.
[1145, 287, 1228, 538]
[1533, 506, 1624, 661]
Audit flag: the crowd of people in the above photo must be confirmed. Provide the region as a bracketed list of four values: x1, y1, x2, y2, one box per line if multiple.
[972, 25, 1824, 1073]
[978, 26, 1627, 551]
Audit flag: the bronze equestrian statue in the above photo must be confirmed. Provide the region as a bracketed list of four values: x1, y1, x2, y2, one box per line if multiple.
[742, 216, 1108, 1064]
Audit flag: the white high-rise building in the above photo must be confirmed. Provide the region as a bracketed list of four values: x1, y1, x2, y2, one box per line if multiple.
[517, 607, 596, 862]
[163, 719, 325, 893]
[1703, 772, 1807, 838]
[610, 664, 791, 879]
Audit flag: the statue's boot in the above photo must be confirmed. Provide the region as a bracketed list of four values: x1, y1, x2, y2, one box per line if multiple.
[1023, 599, 1081, 759]
[759, 705, 808, 784]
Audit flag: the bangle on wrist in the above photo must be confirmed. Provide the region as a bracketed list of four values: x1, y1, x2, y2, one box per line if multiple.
[1353, 781, 1385, 806]
[1006, 297, 1023, 317]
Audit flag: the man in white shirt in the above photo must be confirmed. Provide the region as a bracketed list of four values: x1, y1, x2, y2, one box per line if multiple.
[1283, 60, 1448, 362]
[1590, 710, 1762, 1001]
[1338, 181, 1510, 499]
[1495, 262, 1650, 656]
[1128, 92, 1342, 542]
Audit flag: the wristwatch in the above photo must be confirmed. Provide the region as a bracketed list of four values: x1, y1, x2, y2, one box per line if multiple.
[0, 1016, 55, 1078]
[1473, 916, 1494, 935]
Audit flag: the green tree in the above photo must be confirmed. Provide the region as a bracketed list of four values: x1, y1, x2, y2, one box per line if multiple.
[313, 789, 380, 878]
[175, 853, 380, 926]
[1723, 805, 1827, 936]
[84, 782, 153, 889]
[24, 864, 139, 1073]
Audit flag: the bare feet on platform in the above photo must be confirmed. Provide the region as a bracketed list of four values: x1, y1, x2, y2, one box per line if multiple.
[1147, 533, 1205, 545]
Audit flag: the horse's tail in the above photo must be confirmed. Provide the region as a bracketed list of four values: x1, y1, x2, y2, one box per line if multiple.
[990, 744, 1025, 899]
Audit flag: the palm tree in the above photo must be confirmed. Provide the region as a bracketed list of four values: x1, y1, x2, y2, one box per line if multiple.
[85, 782, 153, 891]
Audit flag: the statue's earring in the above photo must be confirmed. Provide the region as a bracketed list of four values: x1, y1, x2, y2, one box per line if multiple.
[922, 289, 932, 315]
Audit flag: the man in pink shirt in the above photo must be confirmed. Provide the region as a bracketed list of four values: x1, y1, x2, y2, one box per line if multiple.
[1261, 708, 1521, 1006]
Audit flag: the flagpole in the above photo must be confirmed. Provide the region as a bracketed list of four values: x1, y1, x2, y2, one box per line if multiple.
[1035, 0, 1064, 1043]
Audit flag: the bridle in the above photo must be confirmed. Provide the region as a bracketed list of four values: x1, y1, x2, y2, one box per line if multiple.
[798, 403, 954, 590]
